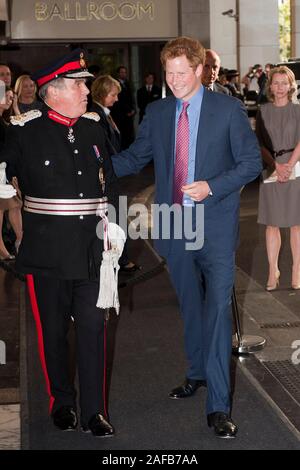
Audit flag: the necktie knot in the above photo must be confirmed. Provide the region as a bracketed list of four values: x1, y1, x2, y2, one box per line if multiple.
[182, 101, 189, 112]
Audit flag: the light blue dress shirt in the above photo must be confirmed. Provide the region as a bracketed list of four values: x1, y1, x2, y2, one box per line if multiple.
[175, 85, 204, 206]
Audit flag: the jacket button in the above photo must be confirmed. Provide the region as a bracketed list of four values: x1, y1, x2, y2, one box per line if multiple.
[79, 216, 84, 220]
[44, 160, 50, 166]
[77, 171, 82, 175]
[74, 149, 79, 154]
[79, 193, 83, 197]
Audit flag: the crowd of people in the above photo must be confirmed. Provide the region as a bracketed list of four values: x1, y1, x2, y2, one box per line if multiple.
[0, 37, 299, 442]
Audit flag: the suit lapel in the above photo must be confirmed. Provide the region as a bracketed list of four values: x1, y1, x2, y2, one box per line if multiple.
[195, 89, 216, 177]
[161, 97, 176, 175]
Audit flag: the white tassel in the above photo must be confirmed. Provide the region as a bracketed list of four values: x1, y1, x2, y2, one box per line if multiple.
[96, 222, 126, 314]
[97, 249, 121, 314]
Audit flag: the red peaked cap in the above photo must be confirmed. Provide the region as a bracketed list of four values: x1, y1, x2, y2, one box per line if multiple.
[31, 48, 94, 88]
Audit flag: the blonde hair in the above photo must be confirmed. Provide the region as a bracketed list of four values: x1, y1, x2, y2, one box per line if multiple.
[160, 36, 206, 70]
[266, 66, 297, 103]
[14, 74, 37, 99]
[91, 75, 121, 104]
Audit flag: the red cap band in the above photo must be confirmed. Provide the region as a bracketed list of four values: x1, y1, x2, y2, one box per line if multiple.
[37, 60, 82, 87]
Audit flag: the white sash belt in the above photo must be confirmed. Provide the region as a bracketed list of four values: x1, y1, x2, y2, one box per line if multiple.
[24, 196, 108, 215]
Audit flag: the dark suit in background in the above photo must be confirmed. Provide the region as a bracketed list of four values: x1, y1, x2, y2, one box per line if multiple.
[111, 69, 136, 150]
[137, 83, 162, 123]
[211, 81, 230, 95]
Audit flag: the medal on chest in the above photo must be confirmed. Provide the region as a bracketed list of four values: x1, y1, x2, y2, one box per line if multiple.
[93, 144, 106, 193]
[99, 167, 105, 193]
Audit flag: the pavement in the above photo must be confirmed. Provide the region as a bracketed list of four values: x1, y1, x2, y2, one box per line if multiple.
[0, 164, 300, 450]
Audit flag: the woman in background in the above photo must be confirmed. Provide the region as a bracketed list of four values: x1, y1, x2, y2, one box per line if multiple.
[14, 74, 42, 114]
[256, 66, 300, 290]
[0, 88, 23, 260]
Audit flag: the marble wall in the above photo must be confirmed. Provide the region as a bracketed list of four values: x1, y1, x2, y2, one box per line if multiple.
[179, 0, 280, 76]
[291, 0, 300, 58]
[180, 0, 211, 47]
[0, 405, 20, 450]
[239, 0, 279, 77]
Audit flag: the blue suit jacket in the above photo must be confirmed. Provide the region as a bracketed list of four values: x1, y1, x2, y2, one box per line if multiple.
[112, 88, 262, 257]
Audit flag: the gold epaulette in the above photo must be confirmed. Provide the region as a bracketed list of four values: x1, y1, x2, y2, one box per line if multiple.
[82, 112, 100, 122]
[10, 110, 42, 127]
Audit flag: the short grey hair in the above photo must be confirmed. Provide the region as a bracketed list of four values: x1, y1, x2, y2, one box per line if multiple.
[39, 77, 66, 100]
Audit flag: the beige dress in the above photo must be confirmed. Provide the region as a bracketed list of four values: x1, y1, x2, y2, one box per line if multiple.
[257, 102, 300, 227]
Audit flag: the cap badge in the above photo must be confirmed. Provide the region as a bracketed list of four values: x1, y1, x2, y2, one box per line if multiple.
[79, 52, 86, 69]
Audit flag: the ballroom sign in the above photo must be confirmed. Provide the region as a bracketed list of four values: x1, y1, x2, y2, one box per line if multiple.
[10, 0, 178, 40]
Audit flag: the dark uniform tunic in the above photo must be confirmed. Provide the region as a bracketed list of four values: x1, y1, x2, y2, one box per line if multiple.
[0, 105, 119, 425]
[3, 105, 118, 279]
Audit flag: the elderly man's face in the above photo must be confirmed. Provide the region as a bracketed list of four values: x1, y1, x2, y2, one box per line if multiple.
[202, 54, 221, 86]
[48, 78, 89, 118]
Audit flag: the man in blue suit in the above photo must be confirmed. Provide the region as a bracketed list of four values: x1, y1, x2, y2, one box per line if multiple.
[112, 37, 262, 439]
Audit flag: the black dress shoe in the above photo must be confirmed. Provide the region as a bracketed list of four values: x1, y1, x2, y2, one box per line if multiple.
[207, 412, 238, 439]
[81, 413, 115, 437]
[52, 406, 77, 431]
[169, 378, 206, 399]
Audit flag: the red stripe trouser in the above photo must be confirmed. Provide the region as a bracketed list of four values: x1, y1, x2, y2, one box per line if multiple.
[27, 275, 107, 426]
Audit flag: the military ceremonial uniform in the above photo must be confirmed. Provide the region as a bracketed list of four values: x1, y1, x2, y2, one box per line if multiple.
[1, 104, 119, 427]
[5, 107, 118, 279]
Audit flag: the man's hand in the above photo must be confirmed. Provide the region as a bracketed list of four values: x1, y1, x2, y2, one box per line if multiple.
[0, 184, 17, 199]
[182, 181, 211, 202]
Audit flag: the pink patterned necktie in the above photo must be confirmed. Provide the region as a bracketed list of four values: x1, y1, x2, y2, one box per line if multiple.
[173, 101, 189, 204]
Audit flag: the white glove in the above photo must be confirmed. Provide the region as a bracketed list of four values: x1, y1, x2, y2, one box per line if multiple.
[0, 162, 7, 184]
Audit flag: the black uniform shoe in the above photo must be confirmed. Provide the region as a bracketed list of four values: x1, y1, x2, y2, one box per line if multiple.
[81, 413, 115, 437]
[52, 406, 77, 431]
[169, 378, 206, 399]
[207, 412, 238, 439]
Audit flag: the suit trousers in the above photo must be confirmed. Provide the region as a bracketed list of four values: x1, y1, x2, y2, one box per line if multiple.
[27, 275, 107, 426]
[166, 238, 234, 415]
